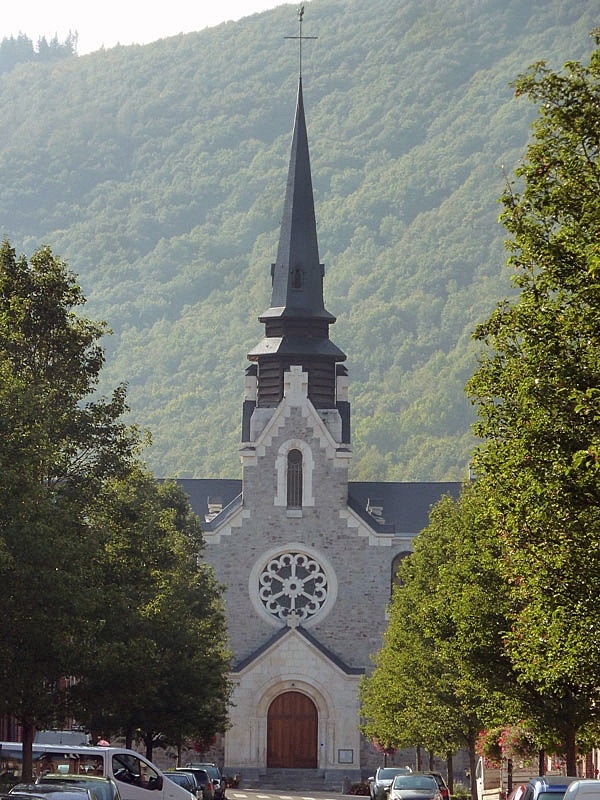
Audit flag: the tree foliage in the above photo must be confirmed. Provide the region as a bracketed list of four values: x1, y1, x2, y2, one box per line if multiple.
[0, 241, 230, 772]
[0, 241, 139, 775]
[73, 468, 232, 755]
[467, 29, 600, 773]
[360, 485, 506, 797]
[0, 33, 77, 73]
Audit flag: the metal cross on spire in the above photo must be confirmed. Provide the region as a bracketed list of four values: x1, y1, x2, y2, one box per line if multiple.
[284, 5, 317, 78]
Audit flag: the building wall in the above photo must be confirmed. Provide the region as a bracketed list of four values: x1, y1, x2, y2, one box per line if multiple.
[203, 368, 412, 777]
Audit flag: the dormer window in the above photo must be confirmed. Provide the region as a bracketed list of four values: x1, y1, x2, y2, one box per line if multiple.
[291, 267, 304, 291]
[287, 449, 303, 508]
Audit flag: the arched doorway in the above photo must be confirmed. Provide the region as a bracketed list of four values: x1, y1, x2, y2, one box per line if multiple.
[267, 690, 318, 768]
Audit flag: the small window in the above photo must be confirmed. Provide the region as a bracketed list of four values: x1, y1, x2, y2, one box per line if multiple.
[291, 268, 303, 290]
[287, 449, 303, 508]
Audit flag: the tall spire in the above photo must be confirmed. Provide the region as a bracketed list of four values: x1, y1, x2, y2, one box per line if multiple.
[247, 18, 345, 410]
[266, 76, 332, 321]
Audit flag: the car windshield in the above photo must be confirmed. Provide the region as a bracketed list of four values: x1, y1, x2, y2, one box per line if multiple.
[538, 793, 569, 800]
[380, 770, 410, 780]
[392, 777, 437, 791]
[37, 777, 116, 800]
[167, 776, 190, 788]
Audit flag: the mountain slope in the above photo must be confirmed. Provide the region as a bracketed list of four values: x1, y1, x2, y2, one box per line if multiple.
[0, 0, 597, 479]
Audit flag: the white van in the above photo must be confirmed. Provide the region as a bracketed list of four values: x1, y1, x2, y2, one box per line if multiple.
[0, 742, 194, 800]
[563, 781, 600, 800]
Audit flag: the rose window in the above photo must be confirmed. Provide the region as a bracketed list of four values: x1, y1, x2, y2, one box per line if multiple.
[258, 552, 328, 623]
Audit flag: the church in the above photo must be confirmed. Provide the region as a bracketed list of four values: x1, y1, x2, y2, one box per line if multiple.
[177, 74, 462, 783]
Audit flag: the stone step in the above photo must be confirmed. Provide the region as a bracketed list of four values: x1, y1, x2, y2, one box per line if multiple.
[242, 768, 346, 792]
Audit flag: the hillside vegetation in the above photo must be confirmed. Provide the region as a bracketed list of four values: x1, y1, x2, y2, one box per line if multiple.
[0, 0, 597, 480]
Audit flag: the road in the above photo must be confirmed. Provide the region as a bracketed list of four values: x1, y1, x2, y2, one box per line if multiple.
[228, 789, 347, 800]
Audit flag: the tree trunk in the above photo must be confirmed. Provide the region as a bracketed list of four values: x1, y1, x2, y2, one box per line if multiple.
[416, 745, 422, 771]
[429, 751, 435, 770]
[177, 742, 182, 767]
[468, 729, 478, 800]
[21, 719, 35, 782]
[539, 750, 545, 777]
[446, 751, 454, 794]
[565, 727, 577, 776]
[145, 733, 153, 761]
[125, 725, 133, 750]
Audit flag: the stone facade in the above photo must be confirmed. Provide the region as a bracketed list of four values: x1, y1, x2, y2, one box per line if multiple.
[202, 364, 417, 782]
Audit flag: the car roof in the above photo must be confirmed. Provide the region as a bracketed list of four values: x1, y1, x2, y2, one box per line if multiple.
[566, 781, 600, 795]
[176, 769, 207, 776]
[392, 775, 437, 785]
[11, 787, 91, 794]
[38, 777, 111, 783]
[9, 789, 92, 800]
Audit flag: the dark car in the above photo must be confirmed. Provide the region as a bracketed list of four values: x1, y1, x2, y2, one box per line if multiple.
[389, 774, 442, 800]
[184, 768, 221, 793]
[369, 768, 413, 800]
[163, 773, 198, 798]
[421, 773, 449, 800]
[36, 774, 121, 800]
[8, 785, 94, 800]
[175, 771, 213, 800]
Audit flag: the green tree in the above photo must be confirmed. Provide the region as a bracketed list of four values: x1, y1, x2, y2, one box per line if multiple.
[467, 31, 600, 774]
[0, 241, 139, 779]
[360, 486, 498, 798]
[73, 468, 231, 756]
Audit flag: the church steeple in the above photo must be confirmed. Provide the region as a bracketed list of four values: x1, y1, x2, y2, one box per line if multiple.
[266, 77, 331, 321]
[247, 77, 346, 410]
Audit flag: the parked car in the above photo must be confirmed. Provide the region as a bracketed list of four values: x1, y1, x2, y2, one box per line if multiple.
[8, 785, 94, 800]
[183, 769, 221, 793]
[420, 773, 449, 800]
[507, 786, 527, 800]
[389, 774, 442, 800]
[174, 771, 212, 800]
[522, 777, 579, 800]
[36, 774, 121, 800]
[563, 781, 600, 800]
[369, 768, 414, 800]
[162, 775, 197, 799]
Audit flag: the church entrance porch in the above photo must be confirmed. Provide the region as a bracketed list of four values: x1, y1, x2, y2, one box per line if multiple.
[267, 691, 317, 768]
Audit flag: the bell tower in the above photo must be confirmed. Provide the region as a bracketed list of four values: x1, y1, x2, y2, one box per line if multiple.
[244, 77, 349, 448]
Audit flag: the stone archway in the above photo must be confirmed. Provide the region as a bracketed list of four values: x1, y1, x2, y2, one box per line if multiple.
[267, 690, 318, 768]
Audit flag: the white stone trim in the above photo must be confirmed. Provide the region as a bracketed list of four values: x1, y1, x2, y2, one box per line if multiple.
[274, 438, 315, 507]
[203, 507, 250, 545]
[339, 506, 396, 546]
[249, 542, 338, 629]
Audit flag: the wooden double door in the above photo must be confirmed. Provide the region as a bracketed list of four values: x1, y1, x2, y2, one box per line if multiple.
[267, 691, 318, 768]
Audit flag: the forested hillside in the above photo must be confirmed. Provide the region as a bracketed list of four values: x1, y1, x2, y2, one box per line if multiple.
[0, 0, 596, 480]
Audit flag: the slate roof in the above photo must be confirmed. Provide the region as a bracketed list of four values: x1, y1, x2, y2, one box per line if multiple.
[170, 478, 463, 535]
[260, 77, 333, 323]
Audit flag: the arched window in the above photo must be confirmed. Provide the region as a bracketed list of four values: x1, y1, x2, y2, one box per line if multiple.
[274, 440, 314, 509]
[391, 551, 411, 595]
[287, 449, 303, 508]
